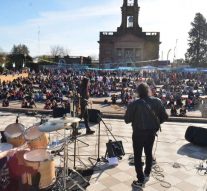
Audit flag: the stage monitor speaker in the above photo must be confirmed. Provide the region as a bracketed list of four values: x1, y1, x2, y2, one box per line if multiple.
[88, 109, 101, 123]
[185, 126, 207, 147]
[53, 107, 66, 118]
[106, 140, 125, 158]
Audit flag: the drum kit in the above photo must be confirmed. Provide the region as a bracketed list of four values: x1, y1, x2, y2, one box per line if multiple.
[0, 115, 89, 191]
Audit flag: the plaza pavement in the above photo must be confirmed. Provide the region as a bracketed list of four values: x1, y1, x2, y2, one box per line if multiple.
[0, 113, 207, 190]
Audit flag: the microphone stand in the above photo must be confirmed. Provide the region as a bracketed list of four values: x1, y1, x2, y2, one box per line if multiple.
[69, 91, 89, 170]
[16, 114, 20, 123]
[89, 114, 123, 167]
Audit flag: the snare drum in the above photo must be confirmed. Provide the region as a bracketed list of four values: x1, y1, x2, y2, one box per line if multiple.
[4, 123, 25, 147]
[24, 126, 49, 149]
[24, 149, 56, 189]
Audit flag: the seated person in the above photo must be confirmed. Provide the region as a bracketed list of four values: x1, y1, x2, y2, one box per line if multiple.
[21, 98, 28, 108]
[2, 98, 9, 107]
[111, 94, 117, 104]
[179, 106, 187, 117]
[51, 100, 58, 109]
[170, 105, 178, 116]
[64, 100, 71, 114]
[44, 99, 52, 110]
[28, 98, 37, 108]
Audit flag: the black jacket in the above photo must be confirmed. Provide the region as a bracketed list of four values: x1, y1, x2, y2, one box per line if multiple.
[124, 97, 168, 134]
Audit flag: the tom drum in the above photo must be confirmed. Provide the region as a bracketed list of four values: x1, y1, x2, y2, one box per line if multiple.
[4, 123, 25, 147]
[24, 126, 48, 149]
[23, 149, 56, 189]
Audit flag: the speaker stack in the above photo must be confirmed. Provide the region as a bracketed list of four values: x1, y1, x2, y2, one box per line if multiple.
[88, 109, 101, 123]
[185, 126, 207, 147]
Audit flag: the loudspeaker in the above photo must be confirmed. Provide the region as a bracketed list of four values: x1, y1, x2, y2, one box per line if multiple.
[185, 126, 207, 146]
[53, 107, 66, 118]
[88, 109, 101, 123]
[106, 140, 125, 158]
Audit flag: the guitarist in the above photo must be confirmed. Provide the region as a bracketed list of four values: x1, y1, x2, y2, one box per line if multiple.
[80, 77, 95, 135]
[124, 83, 168, 189]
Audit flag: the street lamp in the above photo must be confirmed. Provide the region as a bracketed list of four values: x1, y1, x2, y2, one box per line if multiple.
[167, 49, 172, 65]
[23, 54, 27, 68]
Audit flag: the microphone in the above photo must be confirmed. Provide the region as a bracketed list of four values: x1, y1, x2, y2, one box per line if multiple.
[16, 114, 19, 123]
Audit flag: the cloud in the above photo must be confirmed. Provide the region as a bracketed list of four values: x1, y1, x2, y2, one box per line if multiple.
[0, 0, 207, 60]
[0, 0, 120, 56]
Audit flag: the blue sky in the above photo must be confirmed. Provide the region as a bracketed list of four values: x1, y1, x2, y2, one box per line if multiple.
[0, 0, 207, 61]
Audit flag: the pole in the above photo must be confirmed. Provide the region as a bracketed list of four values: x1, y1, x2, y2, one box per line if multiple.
[73, 130, 77, 169]
[167, 49, 172, 65]
[97, 121, 101, 162]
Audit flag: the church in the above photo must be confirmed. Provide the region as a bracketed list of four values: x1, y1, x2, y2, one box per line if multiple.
[99, 0, 160, 68]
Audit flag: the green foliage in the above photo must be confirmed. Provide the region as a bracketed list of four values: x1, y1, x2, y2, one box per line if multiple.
[186, 13, 207, 67]
[7, 44, 32, 69]
[11, 44, 30, 55]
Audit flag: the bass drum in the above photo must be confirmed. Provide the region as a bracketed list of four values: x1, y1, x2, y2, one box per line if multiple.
[24, 149, 56, 189]
[24, 126, 48, 149]
[4, 123, 25, 147]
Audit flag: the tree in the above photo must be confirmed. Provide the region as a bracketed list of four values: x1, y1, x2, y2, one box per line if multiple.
[50, 45, 70, 57]
[0, 48, 6, 65]
[8, 44, 31, 69]
[185, 13, 207, 67]
[11, 44, 30, 56]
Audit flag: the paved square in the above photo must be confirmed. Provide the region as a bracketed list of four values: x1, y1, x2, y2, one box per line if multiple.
[1, 113, 207, 191]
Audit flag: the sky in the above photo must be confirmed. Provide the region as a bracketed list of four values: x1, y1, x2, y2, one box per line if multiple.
[0, 0, 207, 61]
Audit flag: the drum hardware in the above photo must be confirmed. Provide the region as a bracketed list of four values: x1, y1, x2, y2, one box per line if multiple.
[89, 113, 125, 168]
[39, 116, 88, 190]
[16, 114, 20, 124]
[49, 168, 89, 191]
[39, 120, 72, 132]
[59, 119, 89, 190]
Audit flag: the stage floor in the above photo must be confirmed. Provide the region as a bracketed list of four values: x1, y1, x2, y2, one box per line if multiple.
[0, 114, 207, 191]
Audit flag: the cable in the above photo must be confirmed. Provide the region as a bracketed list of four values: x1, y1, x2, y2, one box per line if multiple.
[151, 133, 172, 189]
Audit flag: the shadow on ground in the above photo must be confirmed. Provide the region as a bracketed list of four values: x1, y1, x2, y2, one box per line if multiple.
[177, 143, 207, 160]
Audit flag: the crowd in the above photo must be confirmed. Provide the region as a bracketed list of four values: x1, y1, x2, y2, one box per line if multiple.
[0, 69, 206, 117]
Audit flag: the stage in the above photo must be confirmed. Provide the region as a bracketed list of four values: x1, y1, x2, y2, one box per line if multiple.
[0, 113, 207, 190]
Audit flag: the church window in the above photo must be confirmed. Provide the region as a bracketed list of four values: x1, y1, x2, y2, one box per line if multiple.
[127, 0, 134, 6]
[127, 16, 133, 28]
[117, 49, 122, 57]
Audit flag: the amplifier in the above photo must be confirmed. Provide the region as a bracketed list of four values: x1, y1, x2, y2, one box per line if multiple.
[106, 140, 125, 158]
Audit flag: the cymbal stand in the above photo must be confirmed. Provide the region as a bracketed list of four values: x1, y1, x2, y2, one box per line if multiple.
[63, 123, 69, 189]
[88, 118, 102, 167]
[61, 125, 88, 190]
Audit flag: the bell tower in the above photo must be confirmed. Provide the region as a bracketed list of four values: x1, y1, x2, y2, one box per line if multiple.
[99, 0, 160, 68]
[118, 0, 141, 31]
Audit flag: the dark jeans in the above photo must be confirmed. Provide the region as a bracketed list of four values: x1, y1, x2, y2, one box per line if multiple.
[133, 131, 155, 182]
[81, 104, 90, 131]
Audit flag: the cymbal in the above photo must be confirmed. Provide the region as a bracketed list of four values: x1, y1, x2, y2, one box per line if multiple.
[49, 117, 81, 124]
[0, 123, 24, 132]
[39, 120, 72, 132]
[0, 143, 13, 152]
[61, 117, 81, 123]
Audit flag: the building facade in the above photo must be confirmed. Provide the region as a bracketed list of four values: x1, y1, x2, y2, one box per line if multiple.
[99, 0, 160, 68]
